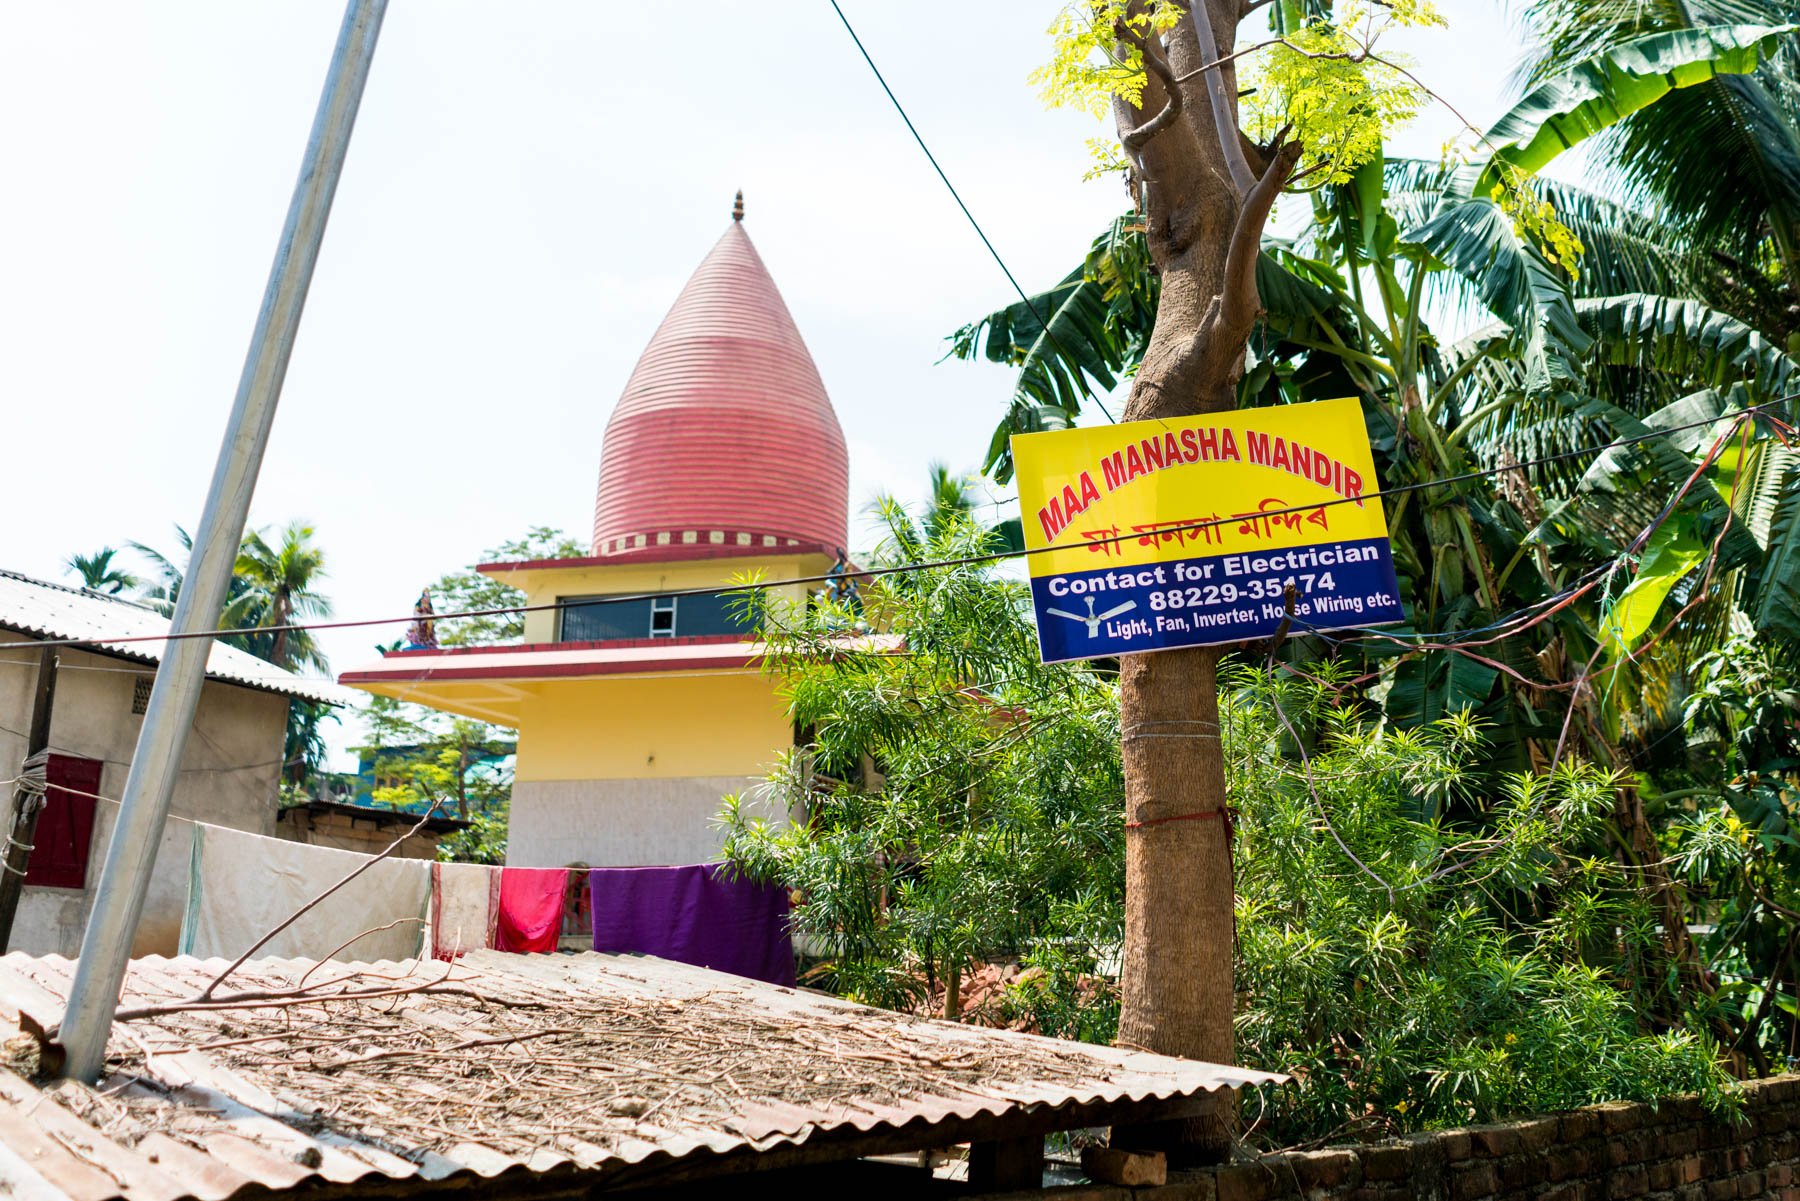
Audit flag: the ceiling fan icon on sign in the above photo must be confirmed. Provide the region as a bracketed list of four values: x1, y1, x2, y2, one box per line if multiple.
[1045, 595, 1138, 638]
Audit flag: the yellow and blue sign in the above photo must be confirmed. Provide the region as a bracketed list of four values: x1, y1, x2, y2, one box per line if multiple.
[1012, 397, 1405, 663]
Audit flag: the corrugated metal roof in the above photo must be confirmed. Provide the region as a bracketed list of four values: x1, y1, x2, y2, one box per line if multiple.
[0, 571, 352, 705]
[0, 950, 1281, 1199]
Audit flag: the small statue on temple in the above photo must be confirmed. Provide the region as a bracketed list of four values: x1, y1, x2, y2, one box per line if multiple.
[823, 548, 860, 611]
[404, 587, 438, 650]
[820, 548, 870, 633]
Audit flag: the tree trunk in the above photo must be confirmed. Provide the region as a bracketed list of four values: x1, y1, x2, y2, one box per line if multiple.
[457, 739, 470, 822]
[1116, 648, 1235, 1156]
[269, 596, 291, 669]
[1102, 1, 1301, 1163]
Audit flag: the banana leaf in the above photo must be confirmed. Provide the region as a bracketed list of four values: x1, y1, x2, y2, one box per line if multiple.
[1457, 23, 1797, 198]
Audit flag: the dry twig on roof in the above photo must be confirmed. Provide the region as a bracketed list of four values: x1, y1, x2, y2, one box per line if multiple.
[196, 801, 446, 1001]
[72, 954, 1123, 1164]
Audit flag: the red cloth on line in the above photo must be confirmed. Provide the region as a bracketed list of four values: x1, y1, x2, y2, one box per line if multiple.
[495, 867, 568, 954]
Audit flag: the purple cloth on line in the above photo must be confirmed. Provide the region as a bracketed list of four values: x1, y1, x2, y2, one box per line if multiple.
[588, 864, 796, 987]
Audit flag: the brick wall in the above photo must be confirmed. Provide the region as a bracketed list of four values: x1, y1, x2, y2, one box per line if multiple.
[1018, 1075, 1800, 1201]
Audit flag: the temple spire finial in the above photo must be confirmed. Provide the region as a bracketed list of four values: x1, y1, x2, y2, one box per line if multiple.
[732, 189, 744, 222]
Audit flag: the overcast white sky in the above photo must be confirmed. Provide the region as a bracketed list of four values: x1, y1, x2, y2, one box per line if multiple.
[1, 2, 1532, 766]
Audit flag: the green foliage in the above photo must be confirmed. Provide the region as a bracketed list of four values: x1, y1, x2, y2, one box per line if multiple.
[349, 527, 571, 861]
[920, 0, 1800, 1127]
[1035, 0, 1435, 184]
[1599, 520, 1708, 657]
[428, 526, 584, 647]
[956, 18, 1800, 751]
[125, 522, 336, 788]
[1401, 192, 1591, 385]
[946, 214, 1156, 481]
[1228, 669, 1735, 1136]
[1032, 0, 1185, 119]
[1749, 451, 1800, 646]
[1464, 24, 1795, 200]
[227, 520, 333, 675]
[1577, 295, 1798, 403]
[283, 699, 338, 787]
[1519, 0, 1800, 311]
[721, 507, 1124, 1015]
[1667, 637, 1800, 1062]
[1240, 1, 1439, 186]
[64, 547, 139, 595]
[128, 521, 333, 672]
[358, 694, 513, 836]
[721, 529, 1739, 1136]
[436, 802, 511, 866]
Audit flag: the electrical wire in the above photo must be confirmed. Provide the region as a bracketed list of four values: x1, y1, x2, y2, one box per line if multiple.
[1273, 406, 1774, 896]
[18, 392, 1794, 656]
[826, 0, 1118, 424]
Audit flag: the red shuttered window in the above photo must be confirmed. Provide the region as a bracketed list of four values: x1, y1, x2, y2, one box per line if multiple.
[25, 754, 102, 889]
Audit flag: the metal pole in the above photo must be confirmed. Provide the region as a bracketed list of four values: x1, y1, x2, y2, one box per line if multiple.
[58, 0, 388, 1082]
[0, 646, 61, 948]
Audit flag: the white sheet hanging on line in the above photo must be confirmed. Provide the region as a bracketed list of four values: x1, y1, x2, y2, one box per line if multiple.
[180, 822, 431, 963]
[431, 861, 499, 959]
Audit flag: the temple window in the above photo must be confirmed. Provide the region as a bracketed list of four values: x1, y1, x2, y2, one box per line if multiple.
[557, 589, 760, 642]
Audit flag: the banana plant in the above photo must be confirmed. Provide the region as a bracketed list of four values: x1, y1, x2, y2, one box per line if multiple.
[1519, 0, 1800, 333]
[949, 19, 1797, 753]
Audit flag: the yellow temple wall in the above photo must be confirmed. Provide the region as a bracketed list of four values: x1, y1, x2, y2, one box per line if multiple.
[504, 669, 796, 866]
[511, 671, 791, 783]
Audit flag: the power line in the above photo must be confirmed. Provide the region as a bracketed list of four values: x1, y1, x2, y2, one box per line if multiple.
[16, 394, 1798, 655]
[826, 0, 1118, 424]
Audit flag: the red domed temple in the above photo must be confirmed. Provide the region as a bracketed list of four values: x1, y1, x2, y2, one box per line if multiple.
[342, 196, 861, 869]
[593, 195, 848, 557]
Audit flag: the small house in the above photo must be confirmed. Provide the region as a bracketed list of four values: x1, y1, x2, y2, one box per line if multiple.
[274, 798, 469, 859]
[0, 570, 350, 956]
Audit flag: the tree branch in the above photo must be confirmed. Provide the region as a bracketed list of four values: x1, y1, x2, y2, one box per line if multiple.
[1171, 37, 1283, 86]
[195, 801, 445, 1001]
[1185, 6, 1256, 195]
[106, 980, 545, 1026]
[1218, 133, 1303, 341]
[1116, 22, 1183, 152]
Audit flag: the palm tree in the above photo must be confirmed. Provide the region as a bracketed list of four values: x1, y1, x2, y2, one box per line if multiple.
[129, 522, 332, 670]
[871, 464, 1023, 571]
[128, 527, 198, 617]
[131, 522, 336, 787]
[229, 521, 332, 673]
[65, 548, 139, 595]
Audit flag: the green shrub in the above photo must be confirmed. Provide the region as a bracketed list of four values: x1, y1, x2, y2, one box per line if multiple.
[720, 527, 1737, 1144]
[1227, 666, 1736, 1139]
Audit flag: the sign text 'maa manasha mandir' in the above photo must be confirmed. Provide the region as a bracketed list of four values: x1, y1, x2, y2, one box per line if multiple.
[1013, 397, 1404, 663]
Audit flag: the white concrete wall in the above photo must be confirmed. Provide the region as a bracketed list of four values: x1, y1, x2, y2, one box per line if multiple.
[0, 633, 290, 955]
[506, 776, 790, 867]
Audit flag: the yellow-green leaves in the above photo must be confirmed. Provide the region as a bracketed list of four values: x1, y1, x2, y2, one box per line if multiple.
[1488, 164, 1587, 279]
[1081, 137, 1132, 182]
[1241, 1, 1439, 186]
[1037, 0, 1438, 187]
[1032, 0, 1186, 120]
[1599, 521, 1707, 659]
